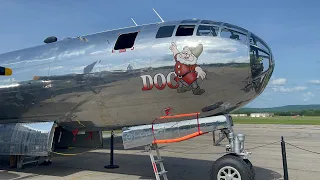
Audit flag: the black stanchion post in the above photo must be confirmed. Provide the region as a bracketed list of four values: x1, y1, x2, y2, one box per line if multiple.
[104, 130, 119, 169]
[281, 136, 288, 180]
[212, 131, 216, 145]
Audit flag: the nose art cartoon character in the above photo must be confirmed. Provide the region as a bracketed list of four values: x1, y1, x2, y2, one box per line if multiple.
[169, 42, 206, 95]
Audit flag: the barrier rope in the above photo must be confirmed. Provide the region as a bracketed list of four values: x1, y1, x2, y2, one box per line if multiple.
[246, 140, 281, 150]
[285, 142, 320, 155]
[159, 140, 282, 155]
[241, 139, 320, 156]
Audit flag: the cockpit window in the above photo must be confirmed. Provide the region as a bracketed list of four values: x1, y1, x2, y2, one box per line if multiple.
[250, 44, 270, 78]
[181, 19, 200, 23]
[220, 28, 247, 44]
[250, 34, 270, 54]
[114, 31, 139, 50]
[201, 20, 222, 26]
[196, 25, 218, 37]
[156, 25, 175, 38]
[223, 23, 248, 34]
[176, 25, 195, 36]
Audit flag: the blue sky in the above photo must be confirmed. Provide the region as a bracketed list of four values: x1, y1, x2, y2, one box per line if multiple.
[0, 0, 319, 108]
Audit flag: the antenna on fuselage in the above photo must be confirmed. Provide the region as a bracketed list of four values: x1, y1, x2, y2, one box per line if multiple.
[131, 18, 138, 26]
[152, 8, 164, 22]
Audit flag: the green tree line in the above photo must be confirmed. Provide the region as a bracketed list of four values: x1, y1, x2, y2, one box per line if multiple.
[234, 109, 320, 116]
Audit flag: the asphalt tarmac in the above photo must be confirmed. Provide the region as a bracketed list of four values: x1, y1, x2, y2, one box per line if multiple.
[1, 124, 320, 180]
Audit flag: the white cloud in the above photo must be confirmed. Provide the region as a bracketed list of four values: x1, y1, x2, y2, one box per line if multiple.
[0, 78, 16, 83]
[272, 86, 308, 93]
[294, 86, 308, 91]
[39, 66, 64, 72]
[309, 80, 320, 84]
[271, 78, 287, 85]
[260, 96, 272, 101]
[90, 50, 107, 55]
[303, 92, 315, 101]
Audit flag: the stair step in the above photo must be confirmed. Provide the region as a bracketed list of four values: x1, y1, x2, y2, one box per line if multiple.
[158, 171, 168, 176]
[154, 159, 163, 163]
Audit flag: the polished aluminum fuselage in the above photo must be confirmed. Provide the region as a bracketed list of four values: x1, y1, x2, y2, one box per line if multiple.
[0, 19, 274, 130]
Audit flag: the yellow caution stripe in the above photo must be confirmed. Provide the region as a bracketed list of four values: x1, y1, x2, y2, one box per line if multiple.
[0, 66, 12, 76]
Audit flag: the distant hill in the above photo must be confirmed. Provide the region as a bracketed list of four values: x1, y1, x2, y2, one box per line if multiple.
[236, 105, 320, 113]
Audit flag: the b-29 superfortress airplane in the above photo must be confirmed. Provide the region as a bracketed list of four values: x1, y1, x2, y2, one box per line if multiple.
[0, 13, 274, 180]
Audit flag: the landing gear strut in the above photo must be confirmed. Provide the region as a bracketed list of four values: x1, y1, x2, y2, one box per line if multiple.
[210, 115, 255, 180]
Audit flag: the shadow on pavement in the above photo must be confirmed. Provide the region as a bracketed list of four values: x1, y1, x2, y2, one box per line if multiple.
[0, 136, 282, 180]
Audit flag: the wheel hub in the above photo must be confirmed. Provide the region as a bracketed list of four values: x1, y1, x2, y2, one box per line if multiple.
[226, 174, 233, 180]
[217, 166, 241, 180]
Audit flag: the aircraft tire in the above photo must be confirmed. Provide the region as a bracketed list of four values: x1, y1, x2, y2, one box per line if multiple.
[244, 158, 255, 177]
[210, 154, 254, 180]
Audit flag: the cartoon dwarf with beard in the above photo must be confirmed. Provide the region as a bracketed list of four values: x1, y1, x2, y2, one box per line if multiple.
[169, 42, 206, 95]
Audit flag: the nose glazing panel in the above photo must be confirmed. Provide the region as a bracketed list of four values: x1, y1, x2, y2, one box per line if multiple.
[249, 33, 274, 94]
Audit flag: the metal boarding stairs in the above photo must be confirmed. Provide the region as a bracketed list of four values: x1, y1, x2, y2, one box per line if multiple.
[122, 112, 231, 180]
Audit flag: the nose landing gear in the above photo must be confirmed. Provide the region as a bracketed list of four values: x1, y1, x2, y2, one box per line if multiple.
[210, 115, 255, 180]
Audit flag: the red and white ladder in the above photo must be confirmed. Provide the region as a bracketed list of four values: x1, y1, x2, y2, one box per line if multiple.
[145, 143, 168, 180]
